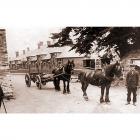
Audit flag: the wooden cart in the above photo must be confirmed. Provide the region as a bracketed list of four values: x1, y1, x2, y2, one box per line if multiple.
[25, 55, 54, 89]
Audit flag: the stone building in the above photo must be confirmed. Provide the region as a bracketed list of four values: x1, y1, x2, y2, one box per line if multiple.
[0, 29, 14, 98]
[9, 45, 85, 74]
[0, 29, 8, 78]
[9, 43, 108, 74]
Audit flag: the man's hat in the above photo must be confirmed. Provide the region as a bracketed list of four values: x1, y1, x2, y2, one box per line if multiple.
[130, 64, 136, 67]
[58, 61, 62, 64]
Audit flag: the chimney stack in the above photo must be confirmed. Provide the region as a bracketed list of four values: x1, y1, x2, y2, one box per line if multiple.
[27, 47, 30, 51]
[23, 50, 25, 55]
[47, 41, 51, 46]
[16, 51, 19, 58]
[38, 41, 43, 49]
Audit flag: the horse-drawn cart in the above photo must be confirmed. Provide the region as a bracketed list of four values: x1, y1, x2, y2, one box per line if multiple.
[25, 55, 55, 89]
[25, 72, 54, 89]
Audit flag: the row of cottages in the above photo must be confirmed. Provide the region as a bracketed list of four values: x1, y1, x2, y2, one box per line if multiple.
[9, 44, 103, 74]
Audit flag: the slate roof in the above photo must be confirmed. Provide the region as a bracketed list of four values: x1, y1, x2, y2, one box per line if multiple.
[10, 46, 85, 61]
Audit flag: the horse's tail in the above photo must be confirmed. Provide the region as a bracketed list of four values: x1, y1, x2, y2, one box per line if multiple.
[78, 72, 85, 82]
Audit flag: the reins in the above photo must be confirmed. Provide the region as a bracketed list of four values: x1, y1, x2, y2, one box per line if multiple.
[53, 61, 74, 82]
[53, 72, 72, 81]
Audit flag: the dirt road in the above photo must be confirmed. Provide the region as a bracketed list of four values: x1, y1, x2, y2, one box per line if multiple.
[1, 74, 140, 113]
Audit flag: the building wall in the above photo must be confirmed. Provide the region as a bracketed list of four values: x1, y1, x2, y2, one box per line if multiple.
[9, 51, 85, 74]
[121, 49, 140, 86]
[0, 29, 8, 78]
[41, 60, 52, 73]
[122, 49, 140, 72]
[60, 57, 84, 69]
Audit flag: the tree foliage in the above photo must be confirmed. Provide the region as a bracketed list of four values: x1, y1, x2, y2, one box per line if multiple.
[50, 27, 140, 58]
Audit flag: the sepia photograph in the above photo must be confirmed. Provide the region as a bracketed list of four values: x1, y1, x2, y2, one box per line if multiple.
[1, 1, 140, 140]
[0, 27, 140, 113]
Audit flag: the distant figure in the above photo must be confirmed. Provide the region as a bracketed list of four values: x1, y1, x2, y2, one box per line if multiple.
[56, 61, 64, 72]
[125, 64, 139, 106]
[52, 61, 64, 91]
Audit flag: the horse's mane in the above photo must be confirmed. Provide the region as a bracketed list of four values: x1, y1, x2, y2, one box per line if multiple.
[104, 63, 117, 78]
[64, 61, 74, 73]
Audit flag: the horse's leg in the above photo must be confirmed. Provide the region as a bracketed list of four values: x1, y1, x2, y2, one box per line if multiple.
[54, 77, 60, 91]
[105, 84, 111, 103]
[57, 78, 61, 91]
[100, 85, 105, 103]
[53, 77, 57, 90]
[67, 81, 70, 94]
[81, 82, 89, 101]
[63, 80, 66, 94]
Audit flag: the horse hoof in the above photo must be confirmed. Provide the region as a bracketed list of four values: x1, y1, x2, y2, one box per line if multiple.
[83, 96, 88, 101]
[55, 90, 60, 92]
[105, 99, 110, 103]
[100, 99, 104, 103]
[67, 92, 71, 94]
[100, 101, 105, 104]
[55, 89, 61, 92]
[105, 100, 110, 104]
[100, 100, 104, 103]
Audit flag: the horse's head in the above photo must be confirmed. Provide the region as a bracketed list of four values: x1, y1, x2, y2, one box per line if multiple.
[113, 61, 124, 80]
[65, 60, 75, 74]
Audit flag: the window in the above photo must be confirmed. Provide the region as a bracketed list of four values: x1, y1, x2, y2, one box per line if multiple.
[83, 59, 91, 68]
[83, 59, 100, 69]
[90, 60, 95, 68]
[51, 53, 56, 58]
[83, 60, 87, 67]
[132, 59, 140, 67]
[96, 59, 101, 69]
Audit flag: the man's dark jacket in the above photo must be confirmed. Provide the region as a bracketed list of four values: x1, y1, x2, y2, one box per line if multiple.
[126, 70, 139, 88]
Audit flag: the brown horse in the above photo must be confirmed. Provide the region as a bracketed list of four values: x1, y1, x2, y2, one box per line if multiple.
[78, 61, 123, 103]
[52, 60, 75, 94]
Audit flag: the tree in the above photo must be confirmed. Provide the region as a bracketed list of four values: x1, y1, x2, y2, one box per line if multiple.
[50, 27, 140, 59]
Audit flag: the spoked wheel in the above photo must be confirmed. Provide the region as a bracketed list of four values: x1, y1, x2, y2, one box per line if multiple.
[25, 73, 31, 87]
[36, 75, 42, 89]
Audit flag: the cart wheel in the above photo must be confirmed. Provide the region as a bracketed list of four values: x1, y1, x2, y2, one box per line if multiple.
[36, 75, 42, 89]
[42, 82, 46, 86]
[25, 73, 31, 87]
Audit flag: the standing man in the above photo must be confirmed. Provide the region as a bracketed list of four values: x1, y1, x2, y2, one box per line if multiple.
[125, 64, 139, 106]
[53, 61, 64, 91]
[56, 61, 64, 72]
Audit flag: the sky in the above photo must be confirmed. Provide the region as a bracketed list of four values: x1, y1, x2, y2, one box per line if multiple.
[6, 27, 61, 58]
